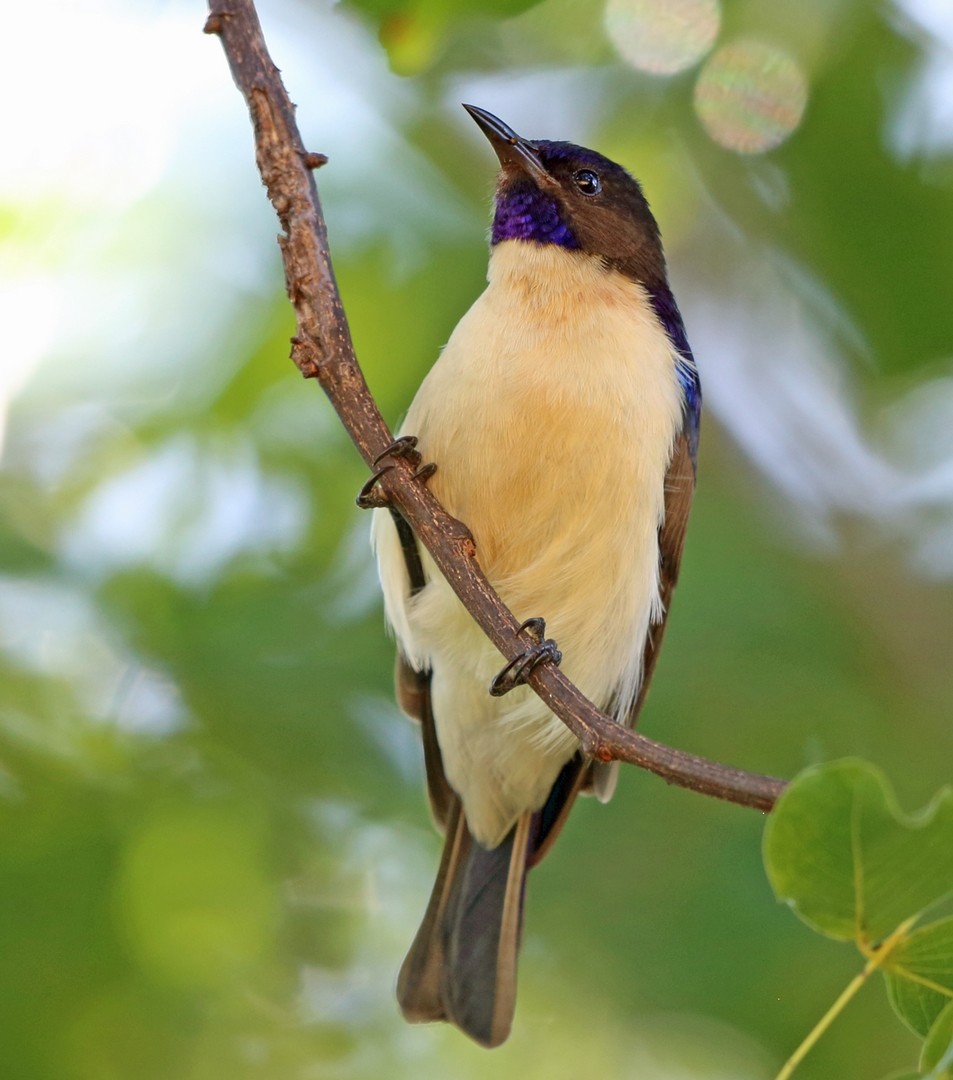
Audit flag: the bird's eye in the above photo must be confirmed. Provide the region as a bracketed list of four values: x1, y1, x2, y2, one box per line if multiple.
[573, 169, 601, 196]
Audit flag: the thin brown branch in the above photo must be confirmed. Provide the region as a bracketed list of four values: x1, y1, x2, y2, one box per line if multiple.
[205, 0, 787, 814]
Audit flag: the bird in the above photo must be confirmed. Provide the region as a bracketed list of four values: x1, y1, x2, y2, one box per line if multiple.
[370, 104, 701, 1048]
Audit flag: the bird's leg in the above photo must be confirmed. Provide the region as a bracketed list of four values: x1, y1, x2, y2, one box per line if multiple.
[355, 435, 436, 509]
[490, 617, 562, 696]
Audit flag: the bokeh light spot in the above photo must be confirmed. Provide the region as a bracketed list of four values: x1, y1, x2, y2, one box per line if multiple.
[604, 0, 721, 76]
[694, 39, 808, 153]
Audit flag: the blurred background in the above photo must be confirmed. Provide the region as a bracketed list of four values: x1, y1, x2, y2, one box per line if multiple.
[2, 0, 952, 1076]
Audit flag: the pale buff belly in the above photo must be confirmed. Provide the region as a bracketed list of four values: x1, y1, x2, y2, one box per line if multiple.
[373, 245, 683, 845]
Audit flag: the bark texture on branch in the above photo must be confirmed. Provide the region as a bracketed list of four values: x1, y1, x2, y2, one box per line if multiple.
[205, 0, 787, 814]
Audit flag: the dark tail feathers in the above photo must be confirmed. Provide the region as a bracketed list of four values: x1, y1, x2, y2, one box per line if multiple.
[397, 799, 531, 1048]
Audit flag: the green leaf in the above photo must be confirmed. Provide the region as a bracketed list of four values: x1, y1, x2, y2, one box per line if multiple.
[764, 760, 953, 945]
[885, 918, 953, 1038]
[921, 999, 953, 1076]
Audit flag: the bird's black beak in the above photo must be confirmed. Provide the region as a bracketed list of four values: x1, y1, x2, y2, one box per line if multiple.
[463, 104, 551, 185]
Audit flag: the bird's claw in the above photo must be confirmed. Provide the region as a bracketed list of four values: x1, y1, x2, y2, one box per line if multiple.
[356, 464, 394, 509]
[373, 435, 421, 468]
[516, 617, 547, 644]
[357, 436, 436, 509]
[413, 461, 437, 483]
[490, 618, 562, 697]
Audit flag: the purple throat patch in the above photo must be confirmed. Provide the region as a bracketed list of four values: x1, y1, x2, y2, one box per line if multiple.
[492, 186, 578, 249]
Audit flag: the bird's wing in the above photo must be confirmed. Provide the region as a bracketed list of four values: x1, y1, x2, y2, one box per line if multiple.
[634, 422, 697, 713]
[384, 502, 455, 832]
[396, 655, 454, 831]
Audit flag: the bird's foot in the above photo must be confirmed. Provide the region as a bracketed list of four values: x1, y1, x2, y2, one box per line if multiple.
[490, 618, 562, 696]
[356, 436, 436, 509]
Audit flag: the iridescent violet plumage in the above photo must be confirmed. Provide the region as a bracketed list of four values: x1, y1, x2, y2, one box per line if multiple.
[491, 183, 578, 249]
[649, 284, 702, 458]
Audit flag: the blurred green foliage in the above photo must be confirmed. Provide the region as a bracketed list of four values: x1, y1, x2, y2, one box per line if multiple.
[1, 0, 952, 1077]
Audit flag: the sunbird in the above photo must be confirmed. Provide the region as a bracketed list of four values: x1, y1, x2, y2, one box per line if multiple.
[371, 104, 701, 1047]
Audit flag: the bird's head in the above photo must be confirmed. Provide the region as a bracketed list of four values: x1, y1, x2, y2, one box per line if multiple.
[463, 104, 667, 288]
